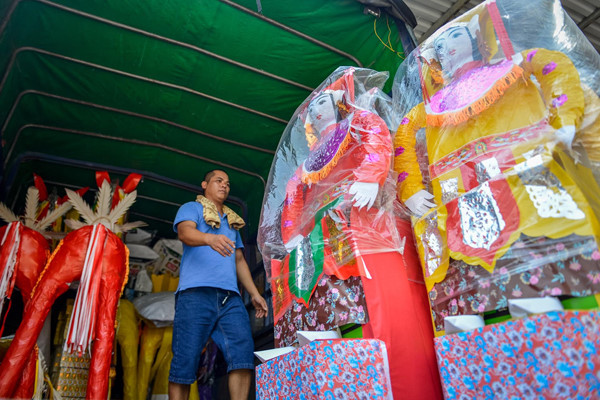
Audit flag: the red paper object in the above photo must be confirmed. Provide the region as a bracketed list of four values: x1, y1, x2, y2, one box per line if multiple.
[12, 227, 49, 300]
[434, 310, 600, 399]
[360, 220, 443, 400]
[0, 223, 49, 399]
[256, 339, 392, 399]
[0, 225, 128, 400]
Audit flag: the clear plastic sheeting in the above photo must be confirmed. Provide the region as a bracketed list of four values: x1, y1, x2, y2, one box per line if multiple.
[258, 67, 406, 322]
[133, 292, 175, 328]
[391, 0, 600, 335]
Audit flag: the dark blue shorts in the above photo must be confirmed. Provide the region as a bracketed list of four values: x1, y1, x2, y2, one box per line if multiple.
[169, 287, 254, 384]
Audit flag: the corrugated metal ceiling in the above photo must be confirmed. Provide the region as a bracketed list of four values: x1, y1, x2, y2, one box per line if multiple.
[404, 0, 600, 51]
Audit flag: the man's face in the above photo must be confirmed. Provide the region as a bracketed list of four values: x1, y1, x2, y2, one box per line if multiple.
[434, 26, 474, 78]
[202, 170, 230, 203]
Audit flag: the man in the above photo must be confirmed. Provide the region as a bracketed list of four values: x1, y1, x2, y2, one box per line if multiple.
[169, 169, 268, 400]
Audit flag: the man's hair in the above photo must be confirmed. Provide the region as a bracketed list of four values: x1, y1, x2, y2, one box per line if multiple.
[203, 169, 227, 184]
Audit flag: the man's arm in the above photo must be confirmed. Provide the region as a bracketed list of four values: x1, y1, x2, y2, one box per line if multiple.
[177, 220, 235, 257]
[235, 249, 268, 318]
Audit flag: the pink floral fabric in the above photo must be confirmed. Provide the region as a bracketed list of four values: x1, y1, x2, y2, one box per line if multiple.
[434, 310, 600, 399]
[274, 275, 368, 347]
[256, 339, 392, 400]
[429, 233, 600, 334]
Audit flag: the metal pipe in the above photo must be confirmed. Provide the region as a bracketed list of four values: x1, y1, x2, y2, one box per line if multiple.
[33, 0, 314, 92]
[0, 47, 288, 124]
[218, 0, 363, 67]
[1, 89, 276, 155]
[43, 179, 183, 207]
[4, 123, 267, 188]
[578, 7, 600, 30]
[418, 0, 471, 43]
[6, 153, 245, 208]
[0, 0, 19, 36]
[128, 211, 176, 225]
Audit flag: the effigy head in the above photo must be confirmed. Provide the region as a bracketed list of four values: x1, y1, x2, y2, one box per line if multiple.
[393, 0, 600, 117]
[258, 66, 392, 274]
[304, 90, 345, 148]
[301, 69, 355, 150]
[433, 15, 484, 79]
[420, 3, 502, 89]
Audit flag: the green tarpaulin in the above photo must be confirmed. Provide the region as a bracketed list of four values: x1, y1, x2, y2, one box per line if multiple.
[0, 0, 407, 240]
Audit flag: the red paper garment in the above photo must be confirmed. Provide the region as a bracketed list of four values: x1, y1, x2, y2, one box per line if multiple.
[0, 223, 49, 399]
[0, 225, 128, 400]
[360, 219, 443, 400]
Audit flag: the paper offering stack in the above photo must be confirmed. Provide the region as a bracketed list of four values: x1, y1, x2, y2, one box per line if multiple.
[127, 243, 159, 276]
[254, 329, 342, 362]
[151, 239, 183, 276]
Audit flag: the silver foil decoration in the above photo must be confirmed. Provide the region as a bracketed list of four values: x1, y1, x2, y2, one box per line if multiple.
[523, 185, 585, 219]
[441, 177, 459, 204]
[421, 211, 443, 277]
[516, 154, 585, 220]
[458, 182, 506, 250]
[476, 157, 501, 184]
[514, 154, 544, 174]
[295, 236, 315, 291]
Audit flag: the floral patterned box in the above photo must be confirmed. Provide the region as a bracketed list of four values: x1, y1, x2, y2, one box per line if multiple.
[255, 339, 392, 400]
[434, 310, 600, 399]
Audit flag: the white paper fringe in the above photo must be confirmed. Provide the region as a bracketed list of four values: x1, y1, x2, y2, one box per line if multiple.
[0, 222, 20, 317]
[64, 224, 105, 355]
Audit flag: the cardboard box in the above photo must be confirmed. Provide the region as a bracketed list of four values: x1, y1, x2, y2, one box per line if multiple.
[152, 239, 183, 276]
[434, 310, 600, 399]
[256, 339, 393, 399]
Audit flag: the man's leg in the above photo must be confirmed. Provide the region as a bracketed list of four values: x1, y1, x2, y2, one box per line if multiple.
[169, 382, 190, 400]
[228, 369, 252, 400]
[169, 288, 216, 400]
[210, 291, 255, 400]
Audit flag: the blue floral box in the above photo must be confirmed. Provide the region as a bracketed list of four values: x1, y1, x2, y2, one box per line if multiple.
[255, 338, 392, 400]
[434, 310, 600, 399]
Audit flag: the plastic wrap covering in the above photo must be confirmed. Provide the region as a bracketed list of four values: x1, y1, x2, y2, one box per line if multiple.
[391, 0, 600, 335]
[256, 339, 393, 399]
[258, 67, 406, 323]
[133, 292, 175, 328]
[116, 300, 139, 400]
[137, 325, 163, 400]
[136, 325, 199, 400]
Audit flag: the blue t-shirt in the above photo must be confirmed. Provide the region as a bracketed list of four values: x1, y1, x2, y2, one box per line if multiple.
[173, 201, 243, 293]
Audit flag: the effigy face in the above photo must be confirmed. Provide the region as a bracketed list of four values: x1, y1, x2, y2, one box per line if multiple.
[258, 67, 406, 344]
[433, 24, 478, 79]
[392, 0, 600, 335]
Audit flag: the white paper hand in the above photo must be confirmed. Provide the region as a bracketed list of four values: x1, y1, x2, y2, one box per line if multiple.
[348, 182, 379, 210]
[555, 125, 576, 150]
[404, 189, 435, 216]
[284, 234, 303, 253]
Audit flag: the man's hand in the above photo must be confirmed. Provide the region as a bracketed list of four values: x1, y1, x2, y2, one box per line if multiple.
[236, 248, 269, 318]
[177, 221, 235, 255]
[251, 294, 269, 318]
[207, 234, 235, 257]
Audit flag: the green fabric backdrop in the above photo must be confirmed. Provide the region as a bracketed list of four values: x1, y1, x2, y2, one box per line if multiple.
[0, 0, 406, 239]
